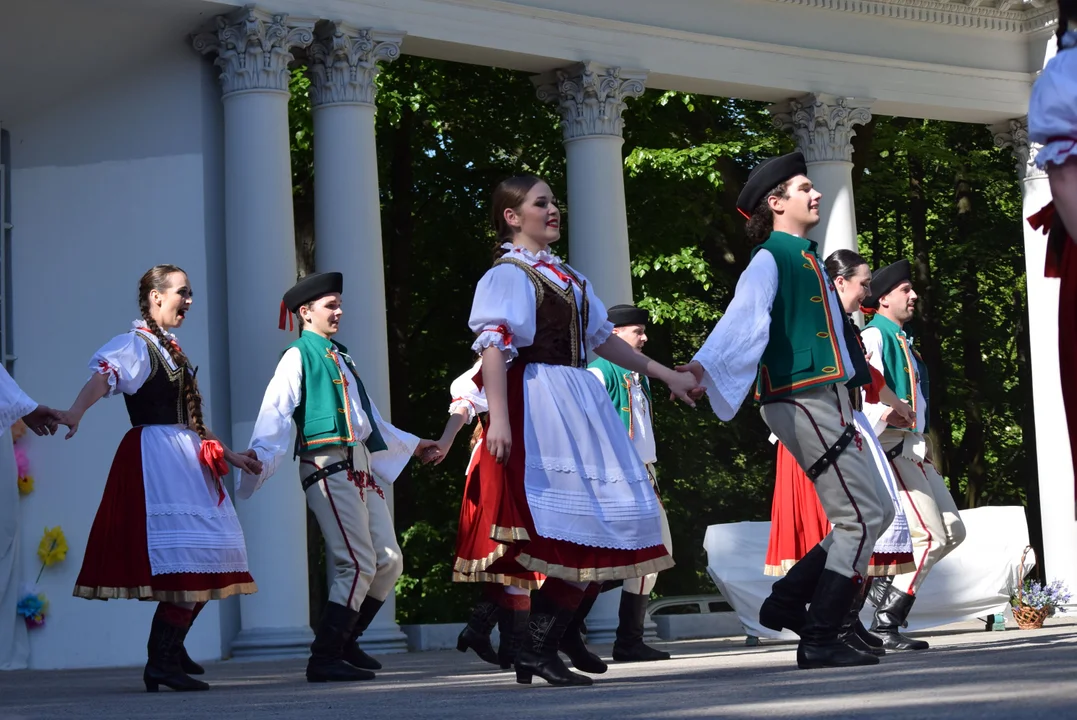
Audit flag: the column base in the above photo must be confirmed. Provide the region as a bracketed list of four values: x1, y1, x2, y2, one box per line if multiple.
[229, 626, 313, 661]
[359, 622, 410, 655]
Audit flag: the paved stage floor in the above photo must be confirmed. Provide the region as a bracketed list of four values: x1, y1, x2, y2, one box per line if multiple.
[1, 619, 1074, 719]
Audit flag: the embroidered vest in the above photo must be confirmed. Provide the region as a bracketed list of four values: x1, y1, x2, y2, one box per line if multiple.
[864, 313, 931, 433]
[123, 332, 188, 427]
[495, 257, 589, 368]
[288, 331, 387, 457]
[753, 232, 847, 401]
[588, 356, 652, 437]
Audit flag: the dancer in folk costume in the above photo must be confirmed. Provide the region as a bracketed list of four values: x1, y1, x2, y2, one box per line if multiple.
[428, 360, 541, 671]
[238, 272, 438, 683]
[587, 304, 673, 663]
[1028, 0, 1077, 517]
[465, 175, 696, 686]
[762, 249, 916, 657]
[860, 260, 966, 651]
[680, 152, 893, 669]
[67, 265, 260, 692]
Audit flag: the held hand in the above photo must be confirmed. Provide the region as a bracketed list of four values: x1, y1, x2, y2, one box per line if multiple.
[21, 405, 61, 437]
[227, 449, 263, 476]
[881, 404, 912, 429]
[414, 439, 442, 465]
[420, 438, 452, 466]
[674, 361, 704, 384]
[665, 368, 699, 408]
[59, 408, 83, 440]
[485, 421, 511, 465]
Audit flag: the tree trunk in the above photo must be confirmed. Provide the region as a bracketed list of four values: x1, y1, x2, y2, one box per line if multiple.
[384, 80, 417, 527]
[908, 154, 952, 490]
[953, 166, 986, 508]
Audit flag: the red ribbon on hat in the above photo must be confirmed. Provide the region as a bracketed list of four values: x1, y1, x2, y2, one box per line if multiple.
[198, 439, 229, 506]
[278, 301, 294, 332]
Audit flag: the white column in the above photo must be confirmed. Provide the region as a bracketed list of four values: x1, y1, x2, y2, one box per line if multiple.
[307, 22, 408, 654]
[194, 7, 315, 659]
[770, 93, 873, 260]
[533, 62, 647, 307]
[993, 118, 1077, 597]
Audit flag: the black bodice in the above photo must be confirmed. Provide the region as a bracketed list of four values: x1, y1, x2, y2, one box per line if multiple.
[123, 334, 188, 427]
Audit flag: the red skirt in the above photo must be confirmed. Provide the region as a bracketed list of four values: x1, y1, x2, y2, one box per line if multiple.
[453, 363, 671, 585]
[764, 442, 913, 577]
[73, 428, 257, 603]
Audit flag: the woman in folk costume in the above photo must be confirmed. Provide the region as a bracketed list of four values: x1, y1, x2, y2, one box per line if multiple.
[762, 249, 916, 656]
[466, 174, 697, 686]
[238, 272, 435, 683]
[65, 265, 261, 693]
[1028, 0, 1077, 515]
[427, 360, 542, 671]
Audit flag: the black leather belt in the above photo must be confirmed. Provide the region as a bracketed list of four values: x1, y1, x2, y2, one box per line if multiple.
[885, 438, 904, 462]
[806, 423, 857, 481]
[301, 458, 352, 492]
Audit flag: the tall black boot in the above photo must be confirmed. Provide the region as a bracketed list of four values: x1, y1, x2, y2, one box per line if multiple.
[307, 602, 376, 682]
[869, 585, 929, 651]
[867, 575, 893, 609]
[143, 617, 209, 692]
[558, 592, 607, 674]
[177, 602, 206, 675]
[344, 596, 384, 671]
[456, 598, 501, 666]
[854, 578, 884, 651]
[759, 543, 828, 635]
[796, 570, 880, 670]
[515, 591, 592, 687]
[839, 579, 884, 657]
[612, 592, 670, 662]
[498, 604, 529, 670]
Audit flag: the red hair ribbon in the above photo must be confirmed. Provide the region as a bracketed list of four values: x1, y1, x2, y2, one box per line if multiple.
[278, 301, 295, 331]
[198, 439, 229, 506]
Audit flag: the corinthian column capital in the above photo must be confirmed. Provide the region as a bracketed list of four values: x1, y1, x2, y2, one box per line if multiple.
[192, 6, 314, 97]
[308, 23, 404, 107]
[770, 93, 873, 163]
[992, 117, 1046, 182]
[532, 62, 647, 142]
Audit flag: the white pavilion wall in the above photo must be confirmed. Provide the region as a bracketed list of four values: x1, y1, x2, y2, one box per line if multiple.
[6, 42, 231, 669]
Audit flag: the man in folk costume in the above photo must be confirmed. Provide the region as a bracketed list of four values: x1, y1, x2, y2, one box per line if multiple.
[860, 260, 966, 651]
[238, 272, 437, 682]
[680, 151, 893, 669]
[587, 304, 672, 663]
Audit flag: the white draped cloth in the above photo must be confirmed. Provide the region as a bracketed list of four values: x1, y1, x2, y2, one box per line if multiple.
[239, 344, 419, 498]
[0, 365, 35, 669]
[469, 244, 662, 550]
[92, 324, 249, 576]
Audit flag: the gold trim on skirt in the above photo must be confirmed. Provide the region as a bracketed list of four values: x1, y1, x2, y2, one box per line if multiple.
[73, 581, 257, 603]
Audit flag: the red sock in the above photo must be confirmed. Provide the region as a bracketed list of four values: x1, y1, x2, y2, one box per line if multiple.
[157, 602, 194, 629]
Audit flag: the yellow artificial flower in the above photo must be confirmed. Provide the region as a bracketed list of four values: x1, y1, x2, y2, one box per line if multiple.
[37, 526, 68, 566]
[17, 475, 33, 496]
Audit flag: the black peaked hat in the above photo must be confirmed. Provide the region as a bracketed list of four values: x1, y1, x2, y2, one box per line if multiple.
[280, 272, 343, 330]
[863, 260, 911, 310]
[736, 151, 808, 219]
[607, 304, 649, 328]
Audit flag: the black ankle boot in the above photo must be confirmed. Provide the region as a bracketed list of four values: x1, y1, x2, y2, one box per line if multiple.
[796, 570, 880, 670]
[152, 604, 205, 677]
[457, 599, 501, 666]
[307, 602, 376, 682]
[869, 585, 929, 651]
[612, 592, 670, 662]
[498, 605, 529, 670]
[343, 596, 384, 671]
[759, 544, 828, 635]
[515, 592, 592, 687]
[558, 593, 607, 674]
[144, 617, 209, 692]
[839, 583, 884, 657]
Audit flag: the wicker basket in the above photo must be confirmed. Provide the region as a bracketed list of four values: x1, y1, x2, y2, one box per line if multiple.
[1012, 546, 1049, 630]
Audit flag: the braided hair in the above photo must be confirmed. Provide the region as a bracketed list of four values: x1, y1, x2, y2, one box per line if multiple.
[490, 174, 544, 261]
[745, 180, 790, 245]
[1059, 0, 1077, 51]
[137, 264, 207, 441]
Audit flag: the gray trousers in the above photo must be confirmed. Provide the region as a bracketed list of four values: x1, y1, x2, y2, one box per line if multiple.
[760, 385, 893, 579]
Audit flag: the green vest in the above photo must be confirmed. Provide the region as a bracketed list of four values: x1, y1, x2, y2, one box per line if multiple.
[588, 356, 652, 437]
[864, 313, 930, 433]
[288, 331, 387, 456]
[753, 232, 848, 401]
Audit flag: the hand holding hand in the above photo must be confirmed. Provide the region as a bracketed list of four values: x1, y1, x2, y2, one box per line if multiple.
[420, 438, 452, 466]
[227, 448, 263, 476]
[665, 368, 699, 408]
[414, 439, 442, 465]
[21, 405, 60, 437]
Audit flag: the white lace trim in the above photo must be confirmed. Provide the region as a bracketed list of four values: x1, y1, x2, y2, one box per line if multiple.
[527, 529, 665, 551]
[448, 399, 477, 423]
[145, 503, 239, 520]
[1037, 139, 1077, 170]
[587, 320, 614, 351]
[151, 562, 251, 575]
[500, 242, 563, 266]
[129, 319, 176, 342]
[471, 329, 518, 359]
[523, 458, 650, 484]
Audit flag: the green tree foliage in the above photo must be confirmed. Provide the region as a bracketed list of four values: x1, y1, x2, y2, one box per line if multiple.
[290, 59, 1033, 623]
